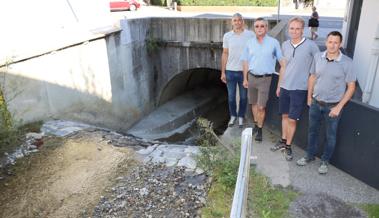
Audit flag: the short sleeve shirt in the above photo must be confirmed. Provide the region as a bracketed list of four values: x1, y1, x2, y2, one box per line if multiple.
[281, 39, 319, 90]
[223, 30, 255, 71]
[240, 35, 283, 75]
[310, 51, 356, 103]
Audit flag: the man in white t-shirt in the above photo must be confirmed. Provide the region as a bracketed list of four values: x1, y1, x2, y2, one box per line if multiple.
[221, 13, 254, 128]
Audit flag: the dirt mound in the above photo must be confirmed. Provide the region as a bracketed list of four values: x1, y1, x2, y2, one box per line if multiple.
[0, 131, 136, 218]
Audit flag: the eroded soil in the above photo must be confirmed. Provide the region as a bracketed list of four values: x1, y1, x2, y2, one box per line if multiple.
[0, 131, 137, 218]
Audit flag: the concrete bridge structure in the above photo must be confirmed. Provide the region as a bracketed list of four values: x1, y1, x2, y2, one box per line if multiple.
[1, 17, 378, 190]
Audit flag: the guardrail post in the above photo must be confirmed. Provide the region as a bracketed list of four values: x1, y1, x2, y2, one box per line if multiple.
[230, 128, 252, 218]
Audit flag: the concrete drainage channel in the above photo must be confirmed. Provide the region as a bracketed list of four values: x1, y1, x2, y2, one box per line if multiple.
[128, 87, 228, 142]
[0, 89, 230, 217]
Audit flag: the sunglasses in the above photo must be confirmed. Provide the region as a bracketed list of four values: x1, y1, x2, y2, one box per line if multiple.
[254, 25, 265, 28]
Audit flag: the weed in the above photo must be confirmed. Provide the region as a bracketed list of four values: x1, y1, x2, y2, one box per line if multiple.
[359, 204, 379, 218]
[196, 118, 239, 217]
[0, 121, 43, 156]
[248, 168, 298, 218]
[146, 38, 160, 55]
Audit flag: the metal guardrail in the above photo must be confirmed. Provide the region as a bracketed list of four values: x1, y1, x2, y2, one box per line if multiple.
[230, 128, 252, 218]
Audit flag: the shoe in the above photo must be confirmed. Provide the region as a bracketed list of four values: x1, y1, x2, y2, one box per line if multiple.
[255, 128, 262, 142]
[252, 124, 258, 135]
[270, 140, 286, 152]
[238, 117, 244, 128]
[318, 161, 328, 174]
[284, 147, 293, 161]
[228, 116, 236, 127]
[296, 156, 315, 166]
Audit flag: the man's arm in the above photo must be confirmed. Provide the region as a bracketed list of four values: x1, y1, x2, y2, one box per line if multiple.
[307, 74, 317, 106]
[329, 82, 356, 117]
[221, 48, 228, 83]
[276, 59, 286, 97]
[243, 61, 249, 88]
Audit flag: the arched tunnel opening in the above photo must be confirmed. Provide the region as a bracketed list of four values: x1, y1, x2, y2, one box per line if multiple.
[128, 68, 230, 143]
[159, 68, 230, 142]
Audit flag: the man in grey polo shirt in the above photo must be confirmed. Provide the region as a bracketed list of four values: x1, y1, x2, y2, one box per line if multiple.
[271, 17, 319, 161]
[296, 31, 356, 174]
[221, 13, 254, 128]
[241, 17, 285, 141]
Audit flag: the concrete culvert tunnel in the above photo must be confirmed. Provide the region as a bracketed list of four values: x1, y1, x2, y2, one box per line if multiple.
[128, 68, 230, 142]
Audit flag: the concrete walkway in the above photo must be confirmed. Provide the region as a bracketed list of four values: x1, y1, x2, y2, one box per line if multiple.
[221, 118, 379, 205]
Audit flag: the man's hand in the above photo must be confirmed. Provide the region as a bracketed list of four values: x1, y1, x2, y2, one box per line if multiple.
[221, 72, 226, 83]
[329, 105, 342, 118]
[276, 86, 280, 97]
[243, 79, 248, 88]
[307, 97, 312, 107]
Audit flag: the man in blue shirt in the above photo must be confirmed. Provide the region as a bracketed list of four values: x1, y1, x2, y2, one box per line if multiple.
[241, 17, 285, 141]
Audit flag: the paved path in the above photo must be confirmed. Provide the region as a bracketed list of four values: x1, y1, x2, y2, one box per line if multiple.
[221, 114, 379, 204]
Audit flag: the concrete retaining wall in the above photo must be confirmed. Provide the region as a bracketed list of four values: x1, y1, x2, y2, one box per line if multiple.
[0, 19, 155, 132]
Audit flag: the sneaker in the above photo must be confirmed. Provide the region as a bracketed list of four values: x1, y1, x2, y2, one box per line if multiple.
[270, 140, 286, 152]
[296, 156, 315, 166]
[228, 116, 236, 127]
[284, 147, 293, 161]
[318, 161, 328, 174]
[255, 128, 262, 142]
[238, 117, 244, 128]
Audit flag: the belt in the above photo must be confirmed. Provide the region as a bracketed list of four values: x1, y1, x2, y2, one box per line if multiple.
[249, 72, 272, 78]
[313, 98, 339, 107]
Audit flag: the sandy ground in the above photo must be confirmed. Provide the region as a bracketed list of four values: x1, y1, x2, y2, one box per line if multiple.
[0, 131, 136, 218]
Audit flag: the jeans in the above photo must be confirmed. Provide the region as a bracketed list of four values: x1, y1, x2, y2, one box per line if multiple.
[226, 70, 247, 117]
[307, 100, 342, 162]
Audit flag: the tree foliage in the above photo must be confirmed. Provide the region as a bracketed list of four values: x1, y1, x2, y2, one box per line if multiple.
[176, 0, 277, 6]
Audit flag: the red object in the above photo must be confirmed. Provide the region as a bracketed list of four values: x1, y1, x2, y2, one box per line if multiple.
[110, 0, 141, 11]
[32, 139, 44, 148]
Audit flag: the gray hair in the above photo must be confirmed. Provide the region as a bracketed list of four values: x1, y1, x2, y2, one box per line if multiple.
[288, 16, 305, 28]
[254, 17, 268, 27]
[232, 13, 243, 19]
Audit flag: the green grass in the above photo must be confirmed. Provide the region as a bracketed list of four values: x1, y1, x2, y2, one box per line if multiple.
[201, 181, 234, 217]
[196, 118, 297, 218]
[248, 168, 298, 218]
[360, 204, 379, 218]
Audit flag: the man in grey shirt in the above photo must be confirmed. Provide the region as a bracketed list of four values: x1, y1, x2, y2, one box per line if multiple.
[221, 13, 254, 128]
[296, 31, 356, 174]
[272, 17, 319, 161]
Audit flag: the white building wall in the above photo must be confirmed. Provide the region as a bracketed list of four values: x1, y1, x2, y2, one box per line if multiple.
[0, 0, 112, 65]
[341, 0, 353, 48]
[353, 0, 379, 107]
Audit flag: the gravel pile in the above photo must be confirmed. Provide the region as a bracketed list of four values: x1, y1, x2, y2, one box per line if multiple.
[92, 163, 210, 218]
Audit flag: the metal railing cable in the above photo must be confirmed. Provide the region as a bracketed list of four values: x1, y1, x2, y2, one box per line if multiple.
[230, 128, 252, 218]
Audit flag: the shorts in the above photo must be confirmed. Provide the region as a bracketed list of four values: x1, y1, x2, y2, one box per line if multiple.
[310, 27, 318, 33]
[248, 74, 272, 107]
[279, 88, 307, 120]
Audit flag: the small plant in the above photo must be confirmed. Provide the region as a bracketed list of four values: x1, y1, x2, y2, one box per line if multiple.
[197, 117, 239, 217]
[146, 38, 160, 55]
[0, 58, 14, 130]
